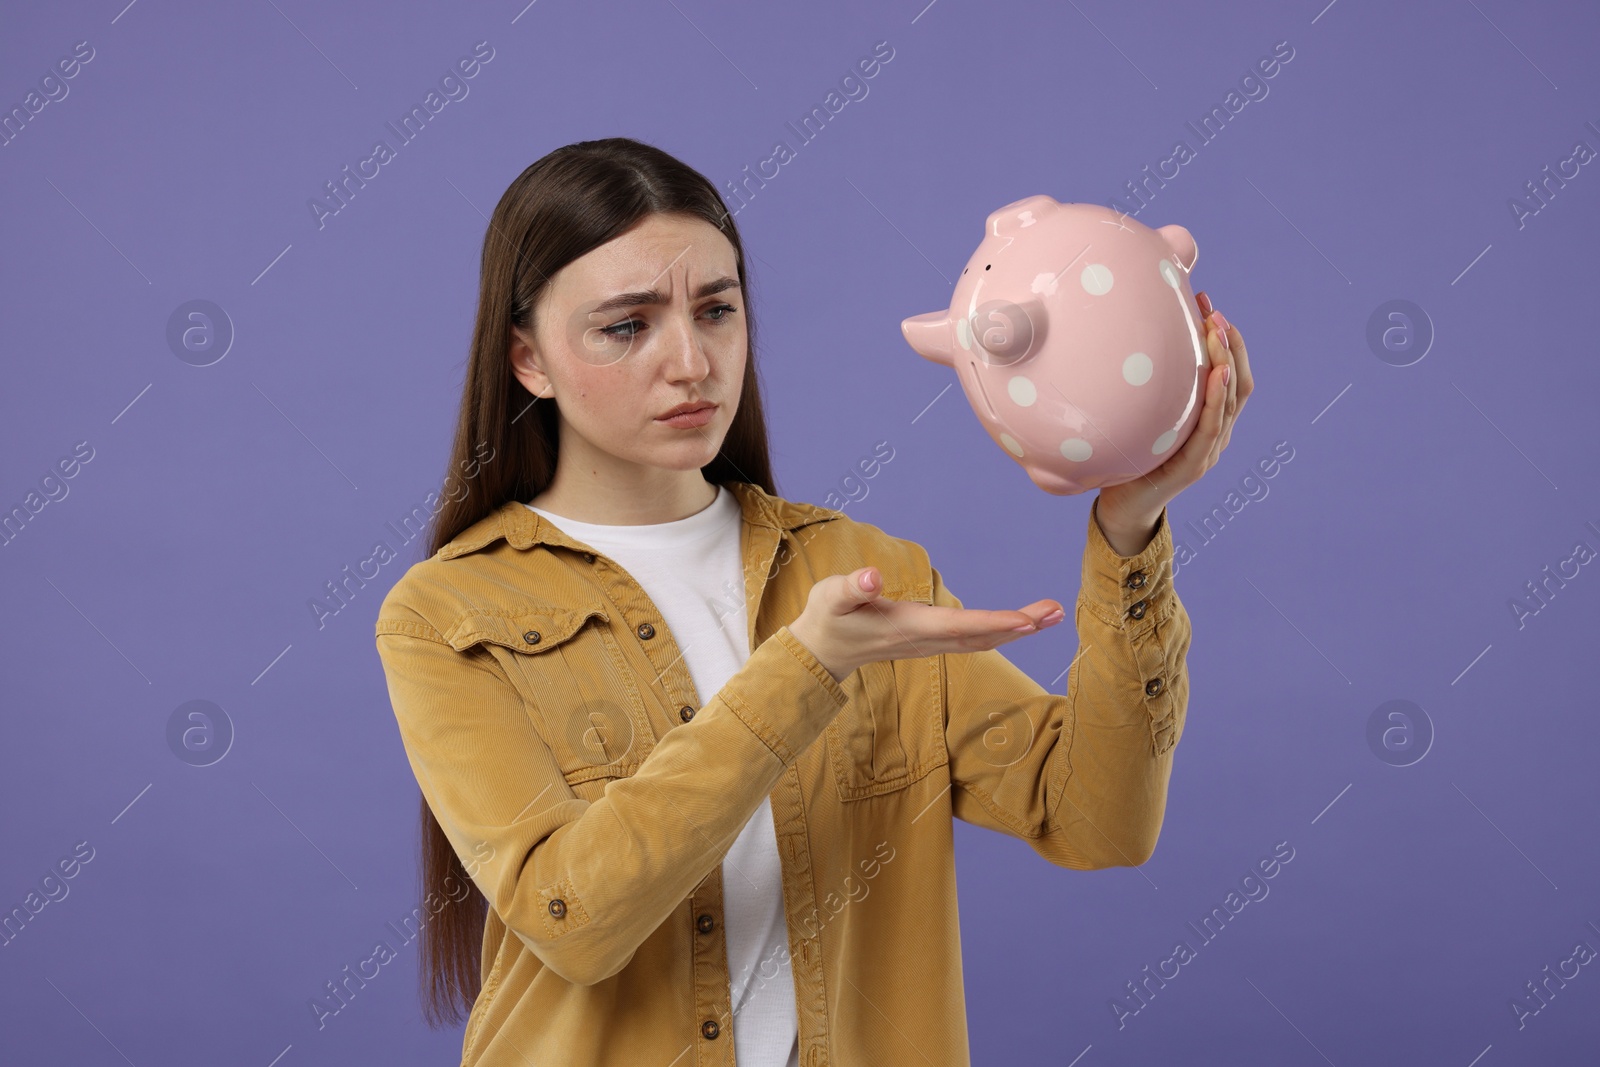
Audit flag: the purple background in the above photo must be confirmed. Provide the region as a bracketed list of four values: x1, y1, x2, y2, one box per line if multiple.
[4, 0, 1599, 1063]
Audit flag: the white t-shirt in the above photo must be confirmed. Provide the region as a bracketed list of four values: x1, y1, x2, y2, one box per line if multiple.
[524, 484, 800, 1067]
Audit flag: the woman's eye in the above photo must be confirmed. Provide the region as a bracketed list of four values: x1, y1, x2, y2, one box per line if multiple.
[599, 305, 736, 338]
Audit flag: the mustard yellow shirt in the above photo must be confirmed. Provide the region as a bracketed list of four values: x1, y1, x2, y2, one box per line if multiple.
[374, 479, 1191, 1066]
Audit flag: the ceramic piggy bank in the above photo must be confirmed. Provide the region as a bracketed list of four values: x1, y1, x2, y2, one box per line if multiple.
[901, 195, 1206, 495]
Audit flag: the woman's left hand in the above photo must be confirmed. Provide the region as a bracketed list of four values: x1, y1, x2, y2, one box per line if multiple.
[1094, 290, 1254, 551]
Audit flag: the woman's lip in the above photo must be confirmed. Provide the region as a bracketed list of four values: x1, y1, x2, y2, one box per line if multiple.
[657, 403, 715, 419]
[656, 403, 716, 427]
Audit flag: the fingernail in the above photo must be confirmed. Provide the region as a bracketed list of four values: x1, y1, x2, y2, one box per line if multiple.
[1196, 291, 1214, 316]
[1222, 365, 1231, 387]
[1211, 313, 1230, 350]
[1010, 623, 1036, 632]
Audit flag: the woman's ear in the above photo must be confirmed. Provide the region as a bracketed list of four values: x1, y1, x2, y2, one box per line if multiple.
[509, 326, 555, 398]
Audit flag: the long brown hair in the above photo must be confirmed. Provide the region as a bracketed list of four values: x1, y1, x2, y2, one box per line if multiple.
[411, 137, 778, 1027]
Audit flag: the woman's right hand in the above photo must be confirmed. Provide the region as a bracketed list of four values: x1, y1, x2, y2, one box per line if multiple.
[785, 566, 1066, 684]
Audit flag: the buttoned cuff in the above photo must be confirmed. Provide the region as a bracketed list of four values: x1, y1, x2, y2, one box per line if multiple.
[1079, 499, 1176, 631]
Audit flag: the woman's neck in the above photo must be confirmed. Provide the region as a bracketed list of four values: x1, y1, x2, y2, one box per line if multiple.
[528, 471, 719, 526]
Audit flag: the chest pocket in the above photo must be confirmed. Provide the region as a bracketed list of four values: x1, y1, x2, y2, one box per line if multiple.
[442, 604, 655, 790]
[826, 581, 948, 801]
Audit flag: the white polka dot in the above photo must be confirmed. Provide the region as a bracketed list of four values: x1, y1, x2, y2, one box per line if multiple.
[1008, 375, 1037, 406]
[1059, 438, 1092, 462]
[1018, 210, 1036, 227]
[1122, 352, 1153, 386]
[1151, 430, 1178, 455]
[1080, 264, 1114, 295]
[1000, 433, 1024, 457]
[1031, 271, 1060, 296]
[956, 316, 972, 351]
[1159, 259, 1181, 288]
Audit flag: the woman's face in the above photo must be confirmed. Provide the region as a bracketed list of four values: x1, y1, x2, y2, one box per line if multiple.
[510, 212, 747, 478]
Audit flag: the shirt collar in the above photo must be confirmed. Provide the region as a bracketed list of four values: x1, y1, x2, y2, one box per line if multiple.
[436, 479, 840, 561]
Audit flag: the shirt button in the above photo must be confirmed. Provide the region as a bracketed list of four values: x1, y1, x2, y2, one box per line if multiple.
[701, 1020, 720, 1040]
[679, 706, 696, 722]
[1126, 570, 1147, 589]
[637, 622, 656, 640]
[1128, 600, 1147, 620]
[581, 552, 595, 563]
[1144, 677, 1163, 697]
[697, 913, 715, 934]
[522, 630, 541, 645]
[547, 898, 566, 919]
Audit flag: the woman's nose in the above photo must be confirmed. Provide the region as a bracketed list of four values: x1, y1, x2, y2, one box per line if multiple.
[661, 315, 712, 380]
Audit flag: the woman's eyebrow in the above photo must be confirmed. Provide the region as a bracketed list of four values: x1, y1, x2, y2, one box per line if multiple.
[589, 275, 741, 315]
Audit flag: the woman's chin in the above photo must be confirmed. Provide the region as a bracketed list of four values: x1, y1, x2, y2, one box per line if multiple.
[638, 438, 725, 471]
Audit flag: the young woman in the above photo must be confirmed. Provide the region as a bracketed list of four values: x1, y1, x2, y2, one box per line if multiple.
[374, 136, 1250, 1067]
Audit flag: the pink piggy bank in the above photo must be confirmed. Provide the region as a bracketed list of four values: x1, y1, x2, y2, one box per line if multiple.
[901, 195, 1206, 495]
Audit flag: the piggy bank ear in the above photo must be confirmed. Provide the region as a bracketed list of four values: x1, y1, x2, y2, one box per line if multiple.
[985, 194, 1059, 237]
[1158, 224, 1198, 271]
[901, 312, 955, 368]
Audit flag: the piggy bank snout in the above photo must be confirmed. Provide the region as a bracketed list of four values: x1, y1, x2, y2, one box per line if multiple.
[901, 311, 954, 367]
[970, 298, 1045, 365]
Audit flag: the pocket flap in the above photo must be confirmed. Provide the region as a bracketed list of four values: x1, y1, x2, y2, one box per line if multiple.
[442, 604, 608, 653]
